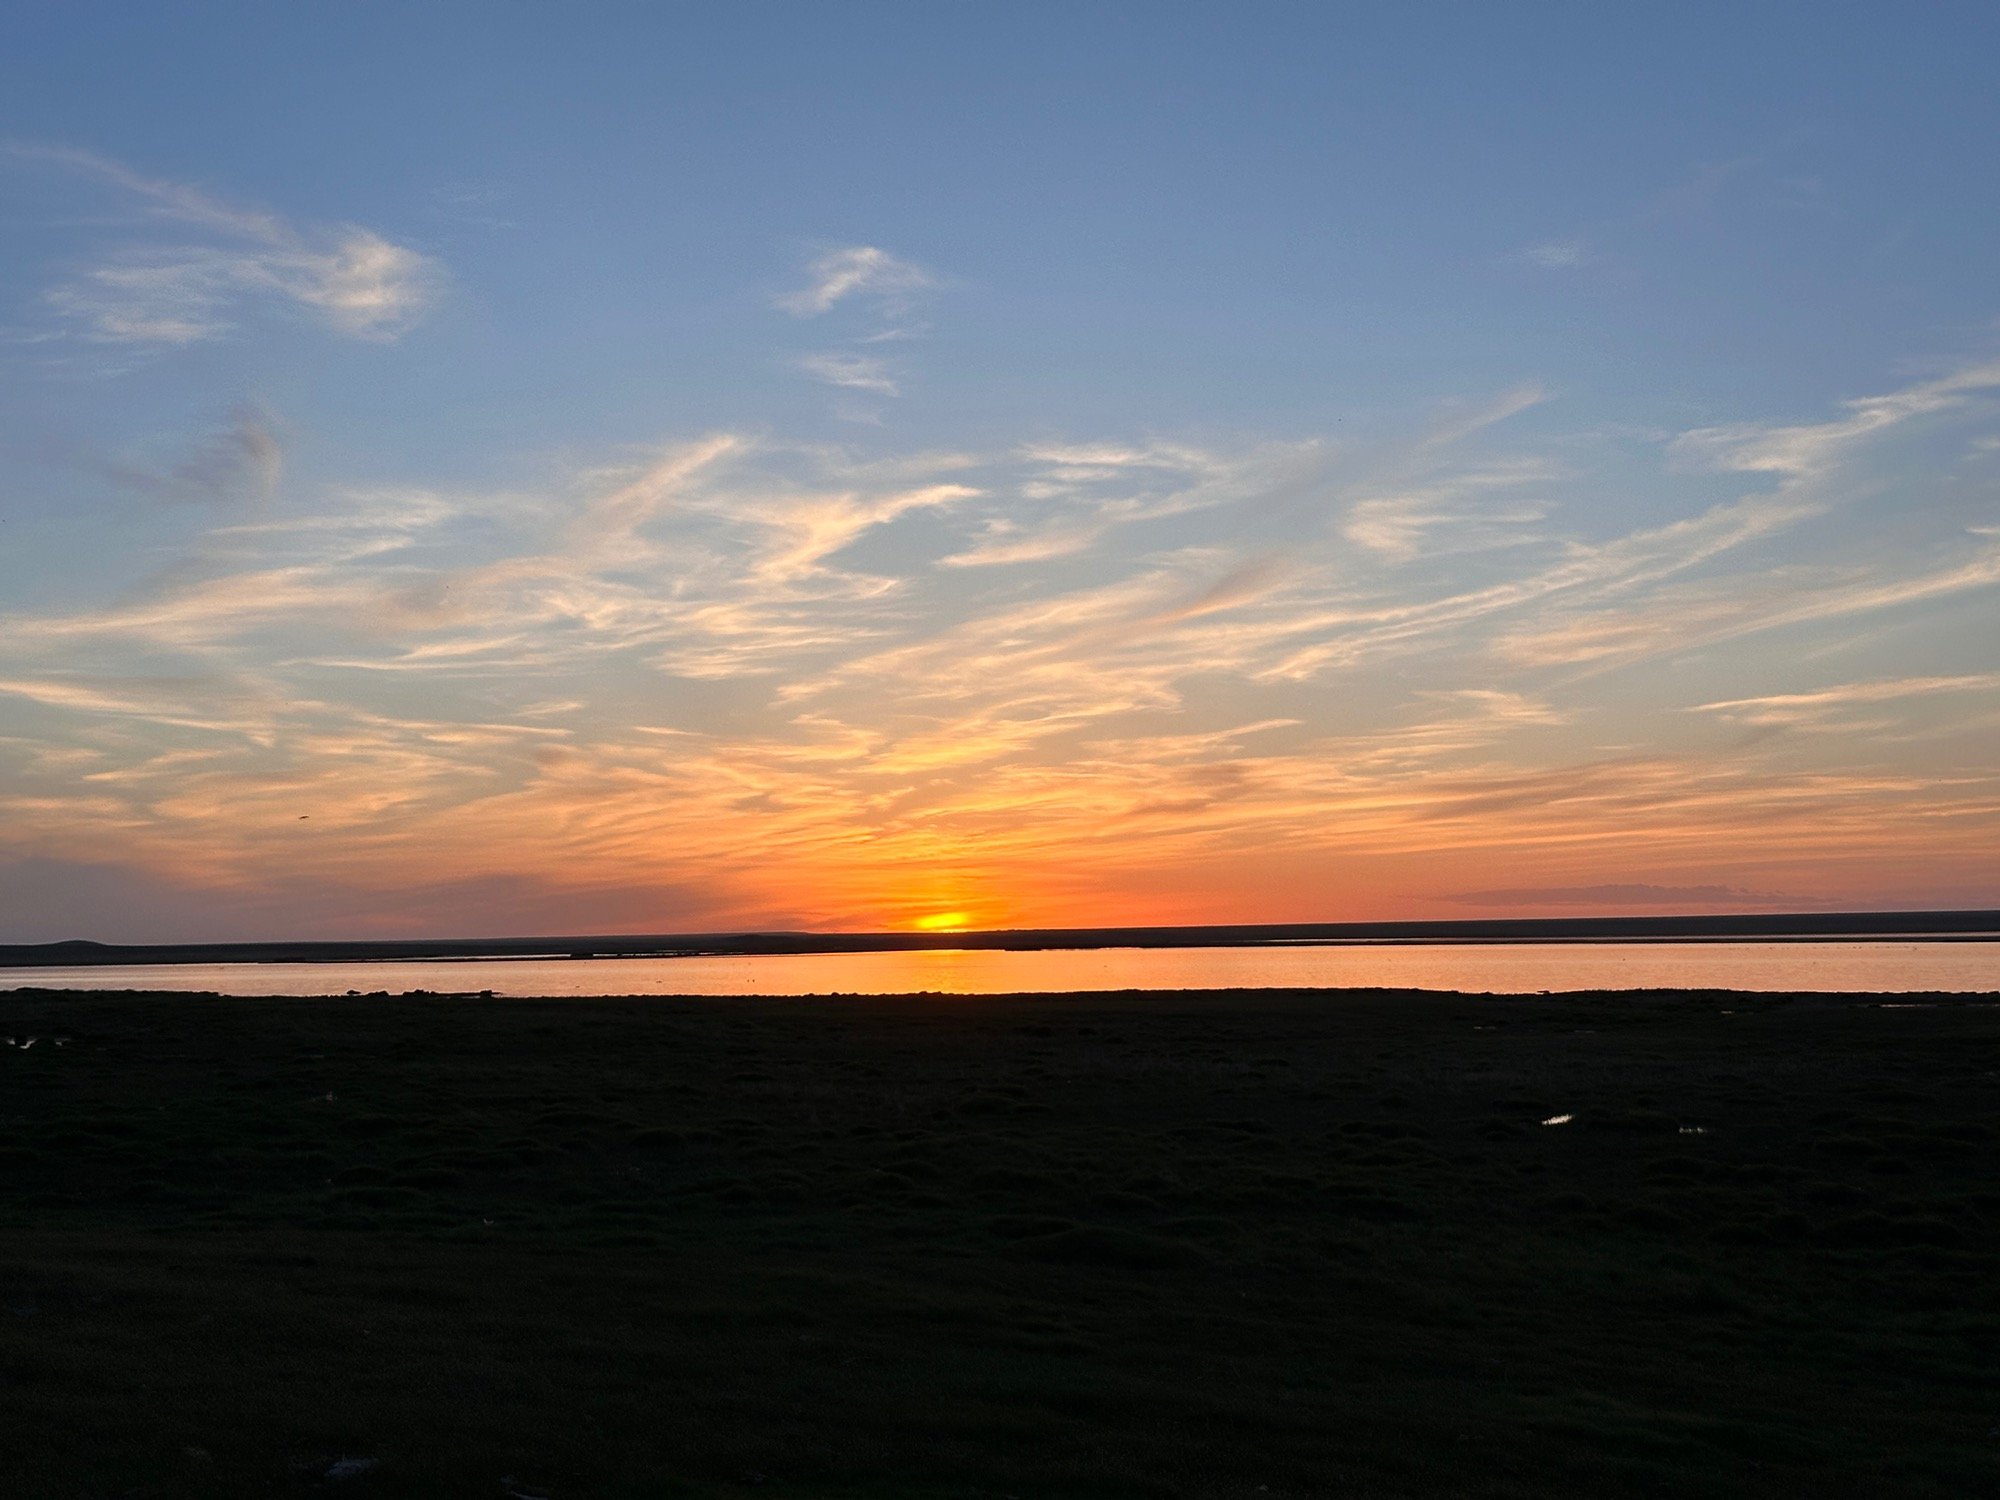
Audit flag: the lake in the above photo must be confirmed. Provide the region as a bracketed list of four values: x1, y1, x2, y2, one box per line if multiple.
[4, 939, 1998, 996]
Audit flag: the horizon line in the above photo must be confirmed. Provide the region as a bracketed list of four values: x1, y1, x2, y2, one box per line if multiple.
[5, 908, 1999, 968]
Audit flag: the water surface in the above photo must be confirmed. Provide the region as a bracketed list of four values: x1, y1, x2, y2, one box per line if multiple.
[5, 939, 1998, 996]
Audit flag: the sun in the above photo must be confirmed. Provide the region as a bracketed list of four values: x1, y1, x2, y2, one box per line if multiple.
[911, 910, 972, 932]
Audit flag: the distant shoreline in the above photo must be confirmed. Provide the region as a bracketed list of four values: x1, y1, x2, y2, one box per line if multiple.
[4, 908, 1997, 968]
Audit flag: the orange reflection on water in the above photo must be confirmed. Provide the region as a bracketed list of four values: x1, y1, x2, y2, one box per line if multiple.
[7, 942, 2000, 997]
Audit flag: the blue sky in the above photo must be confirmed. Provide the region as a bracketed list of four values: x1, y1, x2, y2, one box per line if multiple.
[3, 3, 1998, 939]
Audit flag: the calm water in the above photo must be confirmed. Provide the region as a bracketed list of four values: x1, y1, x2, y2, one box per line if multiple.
[3, 940, 1997, 996]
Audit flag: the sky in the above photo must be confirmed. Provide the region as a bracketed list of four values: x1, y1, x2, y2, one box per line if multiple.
[3, 2, 1999, 942]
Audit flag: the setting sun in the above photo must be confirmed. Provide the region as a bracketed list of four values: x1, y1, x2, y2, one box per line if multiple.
[911, 911, 973, 932]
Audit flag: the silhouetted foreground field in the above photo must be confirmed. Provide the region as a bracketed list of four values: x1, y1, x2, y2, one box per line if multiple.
[2, 988, 1996, 1498]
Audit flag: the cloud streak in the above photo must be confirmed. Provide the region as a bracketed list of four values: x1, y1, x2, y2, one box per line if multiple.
[777, 244, 939, 401]
[795, 351, 900, 395]
[1692, 673, 2000, 728]
[777, 246, 934, 318]
[1438, 882, 1781, 908]
[7, 142, 441, 346]
[94, 404, 284, 505]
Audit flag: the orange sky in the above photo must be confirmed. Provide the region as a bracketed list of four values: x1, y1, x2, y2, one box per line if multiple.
[5, 366, 1999, 941]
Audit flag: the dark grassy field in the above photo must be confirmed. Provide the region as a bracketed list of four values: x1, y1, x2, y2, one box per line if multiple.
[2, 986, 1996, 1498]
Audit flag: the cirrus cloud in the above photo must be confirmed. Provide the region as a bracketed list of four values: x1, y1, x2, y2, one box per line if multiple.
[776, 245, 934, 318]
[6, 142, 442, 348]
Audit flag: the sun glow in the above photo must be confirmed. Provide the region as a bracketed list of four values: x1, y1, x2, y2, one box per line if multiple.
[912, 910, 973, 932]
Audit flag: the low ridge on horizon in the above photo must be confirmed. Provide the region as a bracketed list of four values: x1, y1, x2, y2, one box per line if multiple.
[8, 907, 1998, 970]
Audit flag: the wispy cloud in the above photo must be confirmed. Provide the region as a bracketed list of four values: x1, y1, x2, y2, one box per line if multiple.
[794, 351, 900, 395]
[1438, 882, 1782, 908]
[1672, 361, 2000, 478]
[941, 440, 1316, 568]
[1497, 531, 2000, 669]
[1416, 381, 1549, 447]
[777, 245, 934, 318]
[777, 244, 939, 402]
[6, 142, 442, 347]
[0, 670, 278, 732]
[1324, 384, 1554, 562]
[1519, 239, 1591, 270]
[94, 403, 284, 505]
[1342, 463, 1551, 562]
[1692, 673, 2000, 727]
